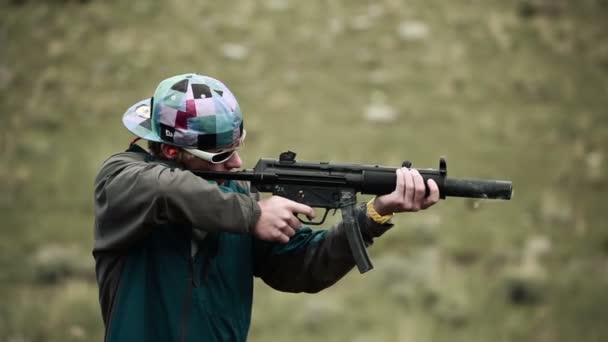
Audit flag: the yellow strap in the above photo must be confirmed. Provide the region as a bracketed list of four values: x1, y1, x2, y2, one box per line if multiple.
[366, 198, 393, 224]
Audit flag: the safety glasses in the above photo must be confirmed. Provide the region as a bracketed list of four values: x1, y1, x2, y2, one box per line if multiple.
[185, 147, 239, 164]
[183, 130, 246, 164]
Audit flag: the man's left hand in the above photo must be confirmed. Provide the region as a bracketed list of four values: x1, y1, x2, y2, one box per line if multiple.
[373, 167, 440, 216]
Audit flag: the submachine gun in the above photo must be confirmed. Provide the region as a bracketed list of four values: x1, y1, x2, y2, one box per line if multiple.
[192, 151, 513, 274]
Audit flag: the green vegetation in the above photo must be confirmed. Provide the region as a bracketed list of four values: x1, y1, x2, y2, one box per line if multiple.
[1, 0, 607, 341]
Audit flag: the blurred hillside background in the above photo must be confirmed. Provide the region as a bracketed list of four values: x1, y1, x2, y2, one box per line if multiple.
[1, 0, 607, 341]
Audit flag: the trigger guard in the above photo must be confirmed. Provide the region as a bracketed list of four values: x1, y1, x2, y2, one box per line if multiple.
[297, 209, 330, 226]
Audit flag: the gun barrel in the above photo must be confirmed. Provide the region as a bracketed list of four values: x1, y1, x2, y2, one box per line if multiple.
[444, 178, 512, 200]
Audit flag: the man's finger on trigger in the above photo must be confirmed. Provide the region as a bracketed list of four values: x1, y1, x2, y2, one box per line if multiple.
[287, 201, 315, 217]
[307, 208, 316, 219]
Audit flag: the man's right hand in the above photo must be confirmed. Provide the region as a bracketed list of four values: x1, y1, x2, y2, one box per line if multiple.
[254, 196, 316, 243]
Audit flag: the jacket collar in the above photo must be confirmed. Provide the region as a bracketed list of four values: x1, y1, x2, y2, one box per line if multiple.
[126, 143, 185, 169]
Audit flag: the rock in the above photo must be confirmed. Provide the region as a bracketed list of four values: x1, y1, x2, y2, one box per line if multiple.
[298, 298, 343, 330]
[364, 91, 398, 123]
[504, 274, 544, 306]
[364, 103, 398, 123]
[585, 150, 603, 182]
[264, 0, 290, 11]
[524, 235, 552, 259]
[397, 21, 430, 42]
[221, 43, 250, 61]
[540, 190, 572, 225]
[31, 245, 93, 284]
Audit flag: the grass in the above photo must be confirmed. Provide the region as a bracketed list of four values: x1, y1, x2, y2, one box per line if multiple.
[1, 0, 607, 341]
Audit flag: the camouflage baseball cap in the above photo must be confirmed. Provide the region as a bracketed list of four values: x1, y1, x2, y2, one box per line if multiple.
[123, 73, 244, 150]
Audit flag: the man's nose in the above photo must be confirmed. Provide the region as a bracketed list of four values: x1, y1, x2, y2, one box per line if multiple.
[224, 151, 242, 169]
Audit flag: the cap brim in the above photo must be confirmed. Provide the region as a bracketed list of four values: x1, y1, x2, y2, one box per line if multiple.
[122, 98, 163, 142]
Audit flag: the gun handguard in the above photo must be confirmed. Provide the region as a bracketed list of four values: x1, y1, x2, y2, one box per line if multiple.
[192, 151, 513, 273]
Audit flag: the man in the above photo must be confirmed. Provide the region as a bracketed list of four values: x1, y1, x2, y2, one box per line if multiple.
[93, 73, 440, 342]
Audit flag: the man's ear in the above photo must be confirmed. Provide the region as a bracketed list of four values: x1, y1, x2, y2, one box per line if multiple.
[161, 144, 180, 160]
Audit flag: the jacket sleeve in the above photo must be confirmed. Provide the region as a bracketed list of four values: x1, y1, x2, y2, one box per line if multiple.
[252, 205, 392, 293]
[94, 151, 261, 252]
